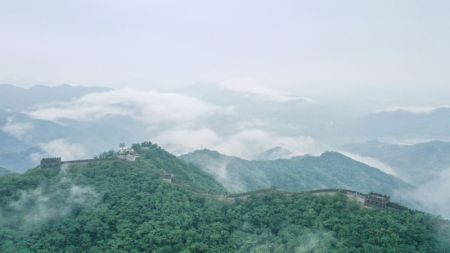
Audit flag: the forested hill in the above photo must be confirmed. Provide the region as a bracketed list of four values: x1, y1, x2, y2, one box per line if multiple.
[0, 142, 449, 252]
[96, 142, 226, 194]
[0, 167, 12, 177]
[180, 149, 412, 197]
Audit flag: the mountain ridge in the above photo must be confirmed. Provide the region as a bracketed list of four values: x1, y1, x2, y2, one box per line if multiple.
[344, 140, 450, 185]
[179, 149, 413, 201]
[0, 84, 110, 111]
[1, 142, 448, 252]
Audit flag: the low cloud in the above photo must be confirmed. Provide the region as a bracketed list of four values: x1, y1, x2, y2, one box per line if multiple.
[375, 105, 450, 114]
[155, 127, 325, 159]
[339, 151, 398, 176]
[37, 139, 88, 161]
[202, 161, 246, 193]
[26, 89, 221, 124]
[237, 227, 336, 253]
[153, 128, 221, 155]
[220, 79, 312, 103]
[404, 168, 450, 219]
[8, 184, 97, 225]
[215, 129, 326, 159]
[1, 170, 98, 227]
[1, 117, 33, 139]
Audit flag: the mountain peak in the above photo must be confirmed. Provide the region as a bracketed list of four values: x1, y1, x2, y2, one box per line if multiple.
[253, 146, 293, 160]
[319, 151, 348, 159]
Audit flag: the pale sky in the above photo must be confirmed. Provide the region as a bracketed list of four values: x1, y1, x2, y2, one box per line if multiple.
[1, 0, 450, 101]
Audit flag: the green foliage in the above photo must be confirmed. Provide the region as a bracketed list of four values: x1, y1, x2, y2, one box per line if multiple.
[180, 150, 412, 197]
[132, 142, 226, 194]
[0, 143, 448, 252]
[0, 167, 13, 177]
[94, 150, 116, 159]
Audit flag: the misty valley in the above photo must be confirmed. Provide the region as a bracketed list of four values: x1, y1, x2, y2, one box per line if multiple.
[1, 84, 450, 252]
[2, 1, 450, 251]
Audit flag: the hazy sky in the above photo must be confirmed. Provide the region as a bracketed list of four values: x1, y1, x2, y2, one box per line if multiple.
[1, 0, 450, 101]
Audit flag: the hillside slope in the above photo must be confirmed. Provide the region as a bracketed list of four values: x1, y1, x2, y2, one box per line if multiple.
[180, 150, 412, 197]
[0, 167, 12, 177]
[0, 143, 448, 252]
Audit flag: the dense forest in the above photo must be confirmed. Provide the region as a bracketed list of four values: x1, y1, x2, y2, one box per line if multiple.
[0, 142, 449, 252]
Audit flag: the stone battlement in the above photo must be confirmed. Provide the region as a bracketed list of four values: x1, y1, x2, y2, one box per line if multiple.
[40, 157, 62, 168]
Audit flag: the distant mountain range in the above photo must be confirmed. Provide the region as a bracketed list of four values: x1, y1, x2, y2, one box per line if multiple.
[253, 146, 293, 160]
[352, 108, 450, 140]
[0, 130, 29, 153]
[0, 115, 148, 171]
[344, 140, 450, 185]
[0, 84, 149, 171]
[0, 84, 110, 110]
[179, 149, 413, 201]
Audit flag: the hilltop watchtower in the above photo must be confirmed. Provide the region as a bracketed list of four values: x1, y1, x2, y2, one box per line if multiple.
[40, 157, 62, 168]
[364, 192, 390, 208]
[163, 173, 173, 183]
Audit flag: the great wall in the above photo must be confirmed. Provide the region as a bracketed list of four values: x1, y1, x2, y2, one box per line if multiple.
[40, 157, 116, 168]
[221, 187, 397, 210]
[40, 156, 410, 212]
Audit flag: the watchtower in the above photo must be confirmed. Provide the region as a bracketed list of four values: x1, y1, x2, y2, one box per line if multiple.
[163, 173, 173, 183]
[364, 192, 390, 208]
[40, 157, 62, 168]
